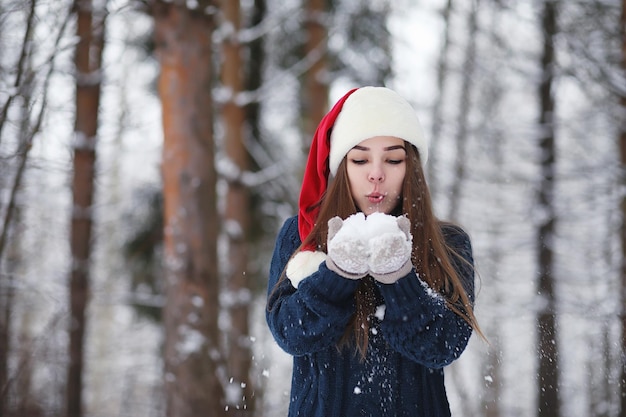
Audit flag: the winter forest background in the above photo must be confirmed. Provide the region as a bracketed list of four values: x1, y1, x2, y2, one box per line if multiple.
[0, 0, 623, 416]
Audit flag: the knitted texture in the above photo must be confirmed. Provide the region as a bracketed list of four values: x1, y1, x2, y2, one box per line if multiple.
[266, 216, 475, 417]
[366, 213, 413, 283]
[326, 213, 370, 279]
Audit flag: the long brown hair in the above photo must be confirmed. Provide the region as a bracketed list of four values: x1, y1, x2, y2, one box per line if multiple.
[287, 143, 482, 357]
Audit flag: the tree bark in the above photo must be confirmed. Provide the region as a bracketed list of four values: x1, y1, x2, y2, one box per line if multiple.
[480, 6, 508, 416]
[619, 0, 626, 417]
[302, 0, 328, 146]
[245, 0, 266, 146]
[428, 0, 454, 193]
[152, 2, 224, 417]
[536, 2, 560, 417]
[67, 1, 106, 416]
[220, 0, 254, 413]
[447, 0, 478, 223]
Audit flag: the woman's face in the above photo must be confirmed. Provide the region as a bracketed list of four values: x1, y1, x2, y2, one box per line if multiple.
[345, 136, 407, 215]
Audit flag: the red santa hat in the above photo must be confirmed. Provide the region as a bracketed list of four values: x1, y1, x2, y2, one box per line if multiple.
[298, 86, 428, 251]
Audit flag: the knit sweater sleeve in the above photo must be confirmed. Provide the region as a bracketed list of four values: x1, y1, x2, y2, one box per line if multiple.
[265, 216, 359, 356]
[377, 224, 475, 369]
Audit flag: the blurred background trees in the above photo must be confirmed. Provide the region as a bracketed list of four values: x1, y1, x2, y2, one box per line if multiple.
[0, 0, 623, 417]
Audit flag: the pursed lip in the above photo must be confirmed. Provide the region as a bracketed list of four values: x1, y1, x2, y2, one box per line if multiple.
[367, 192, 384, 204]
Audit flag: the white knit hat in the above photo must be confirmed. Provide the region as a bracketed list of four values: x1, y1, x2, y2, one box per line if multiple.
[328, 86, 428, 175]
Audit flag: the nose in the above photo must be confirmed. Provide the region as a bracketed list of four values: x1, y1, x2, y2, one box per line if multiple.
[368, 164, 384, 183]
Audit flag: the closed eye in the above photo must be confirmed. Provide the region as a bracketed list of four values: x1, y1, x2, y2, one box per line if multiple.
[350, 159, 367, 165]
[387, 159, 405, 165]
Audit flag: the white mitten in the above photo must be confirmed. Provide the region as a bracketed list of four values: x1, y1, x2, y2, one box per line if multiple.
[326, 213, 369, 279]
[366, 213, 413, 284]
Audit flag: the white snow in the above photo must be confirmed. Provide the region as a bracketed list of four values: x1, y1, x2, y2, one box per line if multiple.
[332, 212, 410, 244]
[375, 304, 386, 321]
[175, 325, 206, 360]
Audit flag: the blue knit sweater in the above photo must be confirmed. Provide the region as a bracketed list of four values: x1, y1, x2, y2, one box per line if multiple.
[266, 216, 474, 417]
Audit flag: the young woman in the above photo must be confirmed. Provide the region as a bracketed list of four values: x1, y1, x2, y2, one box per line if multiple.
[266, 86, 481, 417]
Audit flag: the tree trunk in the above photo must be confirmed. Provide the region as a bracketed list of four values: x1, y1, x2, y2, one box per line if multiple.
[302, 0, 328, 146]
[245, 0, 266, 146]
[0, 1, 7, 402]
[428, 0, 453, 193]
[536, 2, 560, 417]
[447, 0, 478, 222]
[220, 0, 254, 413]
[0, 274, 7, 417]
[483, 339, 502, 417]
[152, 2, 224, 417]
[619, 0, 626, 417]
[67, 1, 106, 417]
[588, 321, 611, 417]
[480, 6, 508, 416]
[482, 121, 505, 417]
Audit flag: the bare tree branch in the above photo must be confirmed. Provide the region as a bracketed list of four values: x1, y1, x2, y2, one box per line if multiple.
[0, 0, 74, 263]
[0, 0, 37, 144]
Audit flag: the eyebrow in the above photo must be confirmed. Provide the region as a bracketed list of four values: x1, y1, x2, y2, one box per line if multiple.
[352, 145, 407, 152]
